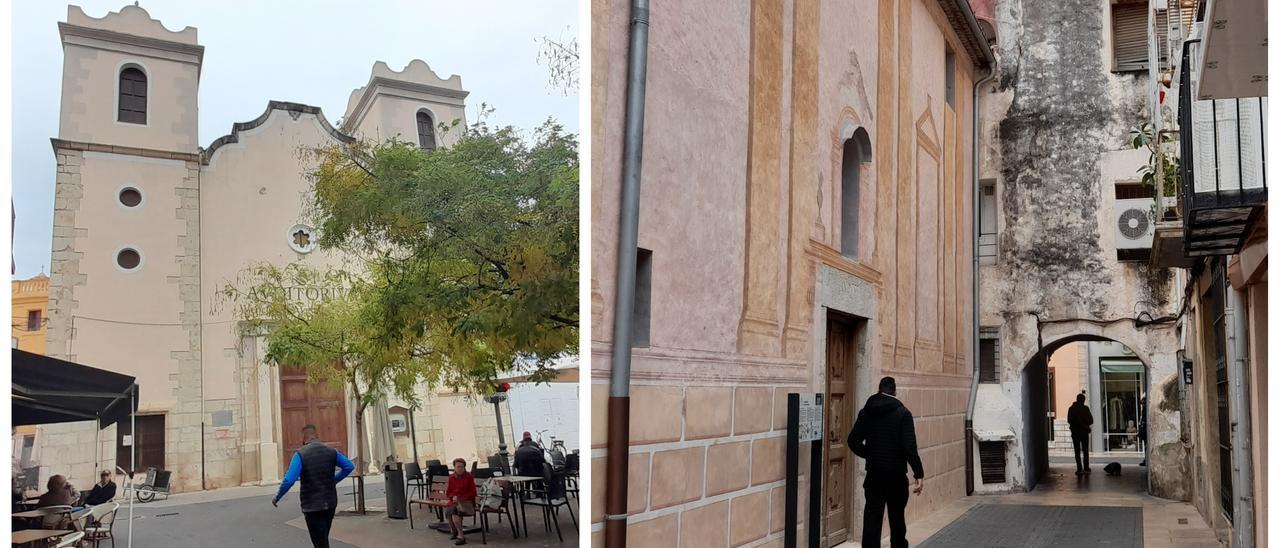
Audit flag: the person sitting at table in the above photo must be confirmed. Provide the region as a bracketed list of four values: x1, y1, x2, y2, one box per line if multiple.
[80, 471, 117, 506]
[36, 475, 77, 508]
[514, 432, 545, 476]
[445, 457, 477, 546]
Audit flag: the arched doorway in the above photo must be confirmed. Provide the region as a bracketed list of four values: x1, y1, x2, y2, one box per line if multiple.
[1021, 335, 1151, 492]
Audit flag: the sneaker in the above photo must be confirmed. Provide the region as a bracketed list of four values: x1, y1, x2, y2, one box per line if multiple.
[454, 539, 467, 545]
[1075, 470, 1084, 476]
[1084, 468, 1091, 475]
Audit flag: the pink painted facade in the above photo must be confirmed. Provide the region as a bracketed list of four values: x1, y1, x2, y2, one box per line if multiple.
[591, 0, 991, 545]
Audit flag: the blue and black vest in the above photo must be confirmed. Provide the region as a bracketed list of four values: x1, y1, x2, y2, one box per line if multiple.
[296, 440, 339, 513]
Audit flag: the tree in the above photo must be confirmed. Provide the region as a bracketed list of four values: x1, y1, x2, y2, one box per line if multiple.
[537, 32, 579, 95]
[304, 115, 580, 394]
[219, 263, 428, 513]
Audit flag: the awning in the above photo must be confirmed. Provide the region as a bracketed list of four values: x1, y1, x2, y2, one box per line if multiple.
[12, 349, 138, 428]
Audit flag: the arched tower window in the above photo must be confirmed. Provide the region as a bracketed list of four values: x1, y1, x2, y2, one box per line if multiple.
[416, 110, 436, 150]
[118, 66, 148, 124]
[840, 128, 872, 258]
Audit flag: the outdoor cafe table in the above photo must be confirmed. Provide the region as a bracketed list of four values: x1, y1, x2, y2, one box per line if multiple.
[12, 529, 72, 546]
[10, 508, 70, 529]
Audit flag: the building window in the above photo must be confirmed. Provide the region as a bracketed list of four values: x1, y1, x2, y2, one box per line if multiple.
[119, 187, 143, 207]
[26, 310, 41, 331]
[1112, 3, 1168, 72]
[945, 46, 956, 107]
[978, 179, 998, 261]
[116, 248, 142, 271]
[118, 66, 147, 124]
[1115, 182, 1155, 199]
[288, 224, 317, 254]
[840, 128, 871, 259]
[416, 111, 436, 150]
[979, 328, 1000, 383]
[632, 248, 652, 348]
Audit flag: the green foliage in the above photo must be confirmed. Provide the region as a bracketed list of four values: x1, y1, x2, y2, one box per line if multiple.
[218, 263, 428, 409]
[1129, 122, 1179, 199]
[301, 113, 580, 394]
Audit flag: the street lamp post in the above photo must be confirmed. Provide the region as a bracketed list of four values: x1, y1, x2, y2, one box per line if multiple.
[488, 382, 512, 473]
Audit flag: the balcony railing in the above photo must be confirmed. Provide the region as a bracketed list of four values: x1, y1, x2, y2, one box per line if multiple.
[1176, 39, 1267, 258]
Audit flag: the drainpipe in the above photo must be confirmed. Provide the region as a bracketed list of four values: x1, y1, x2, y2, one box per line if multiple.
[1226, 286, 1254, 547]
[960, 0, 996, 496]
[605, 0, 650, 546]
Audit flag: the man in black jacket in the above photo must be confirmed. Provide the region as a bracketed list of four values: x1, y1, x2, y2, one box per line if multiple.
[848, 376, 923, 548]
[1067, 393, 1094, 476]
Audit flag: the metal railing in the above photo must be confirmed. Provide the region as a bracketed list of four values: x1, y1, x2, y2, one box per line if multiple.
[1175, 38, 1268, 257]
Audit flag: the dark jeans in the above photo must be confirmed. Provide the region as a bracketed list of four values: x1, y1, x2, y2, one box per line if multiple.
[303, 508, 337, 548]
[863, 473, 910, 548]
[1072, 433, 1090, 471]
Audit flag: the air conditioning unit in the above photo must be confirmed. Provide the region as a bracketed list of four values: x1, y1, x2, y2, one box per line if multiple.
[1115, 198, 1155, 252]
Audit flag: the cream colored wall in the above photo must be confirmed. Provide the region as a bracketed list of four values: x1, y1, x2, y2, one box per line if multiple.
[355, 93, 466, 148]
[199, 109, 354, 401]
[70, 152, 189, 408]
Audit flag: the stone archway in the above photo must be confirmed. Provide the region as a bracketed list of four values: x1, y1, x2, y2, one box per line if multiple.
[997, 314, 1184, 499]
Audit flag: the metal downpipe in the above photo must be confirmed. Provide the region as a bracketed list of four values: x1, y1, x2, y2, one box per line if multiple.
[605, 0, 650, 546]
[1226, 286, 1255, 547]
[965, 66, 993, 496]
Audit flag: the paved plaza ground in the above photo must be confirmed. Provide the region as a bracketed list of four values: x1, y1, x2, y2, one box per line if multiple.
[848, 462, 1222, 548]
[116, 479, 580, 546]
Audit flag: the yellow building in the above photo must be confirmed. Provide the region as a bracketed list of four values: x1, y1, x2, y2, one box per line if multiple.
[12, 273, 48, 354]
[12, 273, 48, 486]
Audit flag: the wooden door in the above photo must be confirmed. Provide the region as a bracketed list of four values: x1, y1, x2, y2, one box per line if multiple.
[280, 367, 349, 470]
[116, 414, 165, 473]
[824, 316, 857, 546]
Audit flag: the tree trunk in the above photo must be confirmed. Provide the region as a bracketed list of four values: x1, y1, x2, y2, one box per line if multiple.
[354, 403, 368, 514]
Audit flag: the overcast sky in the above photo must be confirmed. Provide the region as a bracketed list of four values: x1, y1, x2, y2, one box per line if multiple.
[11, 0, 578, 279]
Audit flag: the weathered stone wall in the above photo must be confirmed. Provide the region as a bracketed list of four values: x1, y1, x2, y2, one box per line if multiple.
[976, 0, 1182, 498]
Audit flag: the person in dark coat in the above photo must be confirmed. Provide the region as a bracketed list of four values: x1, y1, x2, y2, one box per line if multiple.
[847, 376, 924, 548]
[1067, 393, 1094, 476]
[81, 470, 117, 506]
[272, 425, 356, 548]
[513, 432, 546, 477]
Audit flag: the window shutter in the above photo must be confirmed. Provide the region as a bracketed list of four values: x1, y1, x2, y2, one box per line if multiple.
[1113, 3, 1148, 71]
[118, 67, 147, 124]
[1113, 5, 1168, 70]
[417, 111, 436, 150]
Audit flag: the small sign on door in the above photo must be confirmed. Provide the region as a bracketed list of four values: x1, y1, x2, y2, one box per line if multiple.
[798, 394, 824, 442]
[122, 435, 132, 447]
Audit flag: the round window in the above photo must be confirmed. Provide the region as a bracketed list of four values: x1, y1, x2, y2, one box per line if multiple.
[288, 224, 317, 254]
[119, 187, 142, 207]
[116, 248, 141, 270]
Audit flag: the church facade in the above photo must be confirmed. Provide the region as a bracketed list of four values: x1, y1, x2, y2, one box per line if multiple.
[37, 4, 514, 493]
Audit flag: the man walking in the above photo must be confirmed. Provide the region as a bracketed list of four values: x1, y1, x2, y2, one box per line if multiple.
[272, 424, 356, 548]
[1067, 393, 1094, 476]
[848, 376, 924, 548]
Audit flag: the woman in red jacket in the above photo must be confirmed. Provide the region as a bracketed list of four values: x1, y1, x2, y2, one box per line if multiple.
[445, 457, 478, 545]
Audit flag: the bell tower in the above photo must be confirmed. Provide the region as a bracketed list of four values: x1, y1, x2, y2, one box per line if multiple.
[57, 4, 203, 152]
